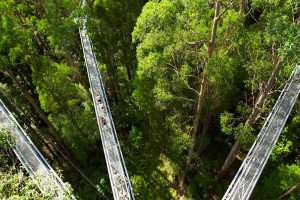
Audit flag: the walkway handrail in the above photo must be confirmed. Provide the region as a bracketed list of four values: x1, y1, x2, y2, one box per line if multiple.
[79, 19, 135, 200]
[222, 65, 300, 200]
[0, 99, 72, 199]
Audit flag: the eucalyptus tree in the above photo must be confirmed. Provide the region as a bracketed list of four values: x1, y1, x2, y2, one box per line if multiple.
[133, 0, 242, 196]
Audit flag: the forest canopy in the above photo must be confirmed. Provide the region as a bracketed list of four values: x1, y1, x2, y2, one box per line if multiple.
[0, 0, 300, 199]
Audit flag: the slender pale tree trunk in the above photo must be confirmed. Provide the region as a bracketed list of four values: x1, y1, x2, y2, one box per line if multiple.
[178, 2, 222, 197]
[198, 113, 211, 154]
[184, 75, 208, 177]
[207, 0, 221, 58]
[218, 59, 283, 178]
[277, 180, 300, 200]
[178, 1, 242, 198]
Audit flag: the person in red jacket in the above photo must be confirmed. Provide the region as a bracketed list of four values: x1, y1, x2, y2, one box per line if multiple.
[100, 116, 107, 125]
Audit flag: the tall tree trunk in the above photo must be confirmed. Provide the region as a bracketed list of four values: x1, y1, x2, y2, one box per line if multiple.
[184, 76, 208, 178]
[207, 0, 221, 58]
[183, 0, 221, 178]
[198, 114, 212, 154]
[218, 59, 283, 178]
[277, 180, 300, 200]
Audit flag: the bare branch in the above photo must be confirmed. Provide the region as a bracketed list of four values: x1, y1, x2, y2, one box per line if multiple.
[277, 181, 300, 200]
[173, 95, 197, 103]
[217, 0, 237, 20]
[186, 82, 200, 95]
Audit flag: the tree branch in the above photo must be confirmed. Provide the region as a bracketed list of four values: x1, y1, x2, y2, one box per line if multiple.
[217, 0, 237, 20]
[277, 180, 300, 200]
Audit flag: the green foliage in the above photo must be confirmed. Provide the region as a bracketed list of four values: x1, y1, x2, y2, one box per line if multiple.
[1, 0, 300, 199]
[220, 112, 234, 136]
[32, 58, 99, 163]
[0, 124, 73, 199]
[1, 0, 108, 198]
[130, 175, 148, 198]
[0, 126, 14, 151]
[0, 169, 44, 200]
[220, 111, 255, 145]
[187, 169, 214, 199]
[128, 126, 143, 150]
[130, 169, 173, 199]
[253, 163, 300, 200]
[133, 0, 241, 162]
[271, 134, 293, 162]
[88, 0, 143, 104]
[235, 123, 255, 145]
[0, 169, 74, 200]
[0, 125, 15, 169]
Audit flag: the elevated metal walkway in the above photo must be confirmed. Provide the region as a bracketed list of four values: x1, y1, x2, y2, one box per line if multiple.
[0, 99, 70, 199]
[79, 20, 135, 200]
[222, 65, 300, 200]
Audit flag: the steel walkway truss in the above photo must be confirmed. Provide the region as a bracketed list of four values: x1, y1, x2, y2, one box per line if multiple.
[222, 65, 300, 200]
[0, 99, 71, 199]
[79, 20, 135, 200]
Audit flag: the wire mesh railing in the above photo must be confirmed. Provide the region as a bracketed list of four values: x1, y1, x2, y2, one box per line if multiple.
[79, 20, 135, 200]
